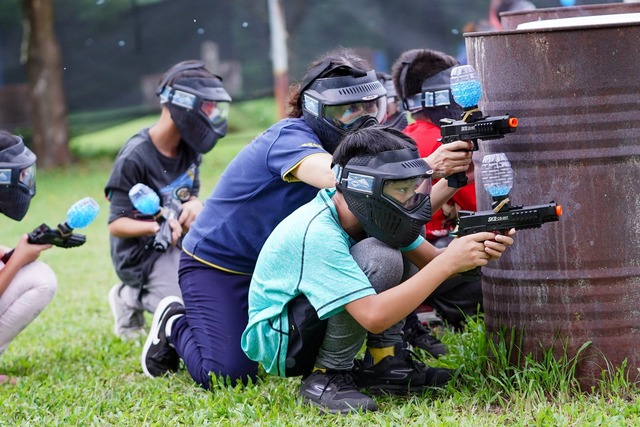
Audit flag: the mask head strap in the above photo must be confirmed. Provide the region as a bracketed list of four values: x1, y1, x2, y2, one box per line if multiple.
[298, 60, 368, 108]
[156, 61, 224, 97]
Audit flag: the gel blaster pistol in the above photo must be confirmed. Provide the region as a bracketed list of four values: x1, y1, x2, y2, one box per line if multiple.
[439, 65, 518, 188]
[1, 197, 100, 263]
[455, 153, 562, 237]
[129, 183, 182, 252]
[456, 202, 562, 237]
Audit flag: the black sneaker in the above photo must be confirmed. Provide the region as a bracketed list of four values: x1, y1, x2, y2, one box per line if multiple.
[298, 370, 378, 414]
[353, 343, 452, 395]
[141, 296, 185, 378]
[403, 321, 448, 358]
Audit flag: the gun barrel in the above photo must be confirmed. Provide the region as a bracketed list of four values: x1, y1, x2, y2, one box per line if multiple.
[153, 199, 182, 252]
[455, 202, 562, 236]
[440, 114, 518, 144]
[153, 220, 173, 252]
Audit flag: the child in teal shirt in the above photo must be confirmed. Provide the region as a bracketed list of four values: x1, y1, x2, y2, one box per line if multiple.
[242, 126, 515, 414]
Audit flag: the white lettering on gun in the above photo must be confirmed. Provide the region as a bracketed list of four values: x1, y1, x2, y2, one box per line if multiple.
[488, 216, 509, 222]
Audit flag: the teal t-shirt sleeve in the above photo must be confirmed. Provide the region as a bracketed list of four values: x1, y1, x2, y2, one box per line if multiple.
[400, 235, 425, 252]
[303, 246, 376, 320]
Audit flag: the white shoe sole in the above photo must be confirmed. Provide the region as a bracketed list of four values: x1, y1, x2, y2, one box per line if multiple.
[140, 295, 184, 378]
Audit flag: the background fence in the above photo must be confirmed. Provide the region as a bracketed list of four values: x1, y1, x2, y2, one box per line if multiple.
[0, 0, 620, 131]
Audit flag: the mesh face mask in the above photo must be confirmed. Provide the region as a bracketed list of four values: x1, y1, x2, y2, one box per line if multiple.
[335, 146, 433, 248]
[157, 62, 232, 154]
[0, 137, 37, 221]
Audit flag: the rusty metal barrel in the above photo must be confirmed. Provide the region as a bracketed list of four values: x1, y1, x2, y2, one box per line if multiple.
[500, 2, 640, 30]
[465, 13, 640, 389]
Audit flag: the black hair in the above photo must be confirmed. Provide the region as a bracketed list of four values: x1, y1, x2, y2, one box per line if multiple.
[287, 47, 372, 118]
[332, 125, 416, 170]
[391, 49, 457, 103]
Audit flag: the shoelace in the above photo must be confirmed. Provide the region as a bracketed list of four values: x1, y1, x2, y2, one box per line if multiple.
[397, 348, 428, 372]
[323, 371, 355, 394]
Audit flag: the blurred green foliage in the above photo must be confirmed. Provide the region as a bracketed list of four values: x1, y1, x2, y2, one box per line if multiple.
[69, 97, 277, 160]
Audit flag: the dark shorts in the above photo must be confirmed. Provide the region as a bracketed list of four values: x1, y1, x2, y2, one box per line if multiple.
[284, 294, 327, 377]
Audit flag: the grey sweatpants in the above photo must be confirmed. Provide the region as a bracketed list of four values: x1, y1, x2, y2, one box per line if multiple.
[314, 238, 406, 371]
[119, 246, 182, 319]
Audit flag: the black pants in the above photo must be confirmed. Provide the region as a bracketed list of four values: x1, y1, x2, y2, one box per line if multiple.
[284, 294, 327, 377]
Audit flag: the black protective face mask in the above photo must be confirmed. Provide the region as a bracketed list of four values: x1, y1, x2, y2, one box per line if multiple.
[301, 66, 387, 154]
[336, 146, 433, 248]
[0, 137, 37, 221]
[0, 185, 33, 221]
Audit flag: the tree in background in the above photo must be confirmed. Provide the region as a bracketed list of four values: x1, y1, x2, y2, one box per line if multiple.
[21, 0, 71, 168]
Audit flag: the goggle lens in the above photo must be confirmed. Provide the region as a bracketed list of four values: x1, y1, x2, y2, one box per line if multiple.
[323, 98, 384, 131]
[200, 100, 229, 126]
[382, 176, 431, 211]
[19, 164, 36, 195]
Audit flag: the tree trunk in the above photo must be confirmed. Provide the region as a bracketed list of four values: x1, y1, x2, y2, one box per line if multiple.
[267, 0, 289, 119]
[21, 0, 72, 168]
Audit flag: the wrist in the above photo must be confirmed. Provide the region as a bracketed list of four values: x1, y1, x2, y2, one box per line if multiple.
[150, 222, 160, 235]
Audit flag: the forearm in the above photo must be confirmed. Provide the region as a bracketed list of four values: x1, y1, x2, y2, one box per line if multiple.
[290, 153, 335, 189]
[347, 257, 456, 333]
[401, 241, 442, 269]
[108, 217, 159, 238]
[430, 179, 458, 213]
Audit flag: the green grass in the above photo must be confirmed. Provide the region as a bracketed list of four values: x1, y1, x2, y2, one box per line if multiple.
[1, 100, 639, 425]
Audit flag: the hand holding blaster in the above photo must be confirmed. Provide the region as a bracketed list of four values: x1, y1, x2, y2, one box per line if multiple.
[129, 183, 182, 252]
[1, 197, 100, 263]
[455, 153, 562, 237]
[439, 65, 518, 188]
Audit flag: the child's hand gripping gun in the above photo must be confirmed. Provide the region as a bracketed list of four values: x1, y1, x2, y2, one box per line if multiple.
[1, 197, 100, 263]
[129, 183, 182, 252]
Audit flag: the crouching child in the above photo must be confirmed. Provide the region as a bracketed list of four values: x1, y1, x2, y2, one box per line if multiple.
[241, 126, 515, 414]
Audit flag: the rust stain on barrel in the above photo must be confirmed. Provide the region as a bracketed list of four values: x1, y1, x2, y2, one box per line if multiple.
[465, 15, 640, 389]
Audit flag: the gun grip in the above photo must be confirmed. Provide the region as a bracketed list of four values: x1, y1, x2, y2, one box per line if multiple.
[447, 172, 468, 188]
[1, 249, 13, 264]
